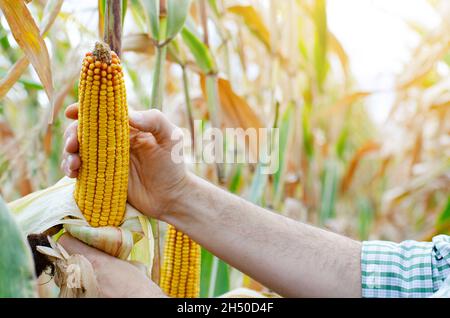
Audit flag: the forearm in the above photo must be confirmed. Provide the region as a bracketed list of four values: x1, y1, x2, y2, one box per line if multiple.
[163, 173, 362, 297]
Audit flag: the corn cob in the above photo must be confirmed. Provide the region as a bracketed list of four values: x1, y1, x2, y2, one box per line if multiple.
[74, 42, 129, 228]
[161, 225, 201, 298]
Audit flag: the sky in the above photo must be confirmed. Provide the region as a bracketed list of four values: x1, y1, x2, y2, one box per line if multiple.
[327, 0, 441, 123]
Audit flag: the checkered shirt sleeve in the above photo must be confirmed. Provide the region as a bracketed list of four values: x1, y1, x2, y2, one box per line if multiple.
[361, 235, 450, 298]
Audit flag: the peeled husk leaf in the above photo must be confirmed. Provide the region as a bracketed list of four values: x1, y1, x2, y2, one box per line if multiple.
[56, 254, 99, 298]
[65, 221, 138, 260]
[37, 238, 100, 298]
[8, 177, 154, 277]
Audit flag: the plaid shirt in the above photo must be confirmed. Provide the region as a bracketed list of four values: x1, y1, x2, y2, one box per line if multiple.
[361, 235, 450, 297]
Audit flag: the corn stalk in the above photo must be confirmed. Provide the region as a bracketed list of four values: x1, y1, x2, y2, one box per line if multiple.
[103, 0, 123, 57]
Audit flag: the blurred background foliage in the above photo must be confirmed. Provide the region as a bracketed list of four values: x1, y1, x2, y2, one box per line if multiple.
[0, 0, 449, 295]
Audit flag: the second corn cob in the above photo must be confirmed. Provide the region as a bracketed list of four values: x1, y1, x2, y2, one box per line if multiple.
[161, 225, 201, 298]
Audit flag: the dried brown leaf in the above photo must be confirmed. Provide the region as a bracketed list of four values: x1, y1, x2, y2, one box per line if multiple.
[0, 57, 30, 99]
[313, 91, 371, 121]
[340, 141, 380, 193]
[228, 5, 271, 50]
[123, 33, 155, 54]
[0, 0, 53, 103]
[200, 76, 265, 130]
[328, 31, 349, 78]
[0, 0, 62, 99]
[200, 76, 265, 158]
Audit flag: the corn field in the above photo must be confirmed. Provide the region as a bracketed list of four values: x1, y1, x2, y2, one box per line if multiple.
[0, 0, 449, 298]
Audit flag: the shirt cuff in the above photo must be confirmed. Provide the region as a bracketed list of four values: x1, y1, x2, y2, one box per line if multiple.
[361, 239, 435, 298]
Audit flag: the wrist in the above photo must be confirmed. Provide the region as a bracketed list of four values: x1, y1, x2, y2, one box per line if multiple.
[138, 170, 193, 221]
[161, 172, 204, 227]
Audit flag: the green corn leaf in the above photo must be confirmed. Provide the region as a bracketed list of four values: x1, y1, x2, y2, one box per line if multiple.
[208, 0, 220, 16]
[297, 15, 308, 61]
[357, 197, 374, 240]
[248, 164, 268, 206]
[204, 75, 220, 126]
[168, 38, 184, 64]
[273, 102, 295, 206]
[212, 256, 229, 296]
[200, 249, 230, 298]
[313, 0, 328, 90]
[99, 0, 106, 16]
[437, 197, 450, 226]
[99, 0, 106, 37]
[166, 0, 191, 40]
[319, 160, 339, 225]
[129, 0, 147, 31]
[140, 0, 159, 40]
[229, 165, 242, 194]
[0, 196, 37, 297]
[302, 103, 314, 160]
[48, 118, 63, 182]
[181, 27, 216, 74]
[122, 0, 128, 25]
[0, 26, 12, 51]
[444, 52, 450, 67]
[184, 16, 203, 38]
[336, 126, 349, 160]
[20, 79, 44, 91]
[200, 247, 213, 297]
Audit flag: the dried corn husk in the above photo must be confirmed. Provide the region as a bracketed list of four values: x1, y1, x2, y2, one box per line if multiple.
[37, 237, 100, 298]
[8, 177, 154, 277]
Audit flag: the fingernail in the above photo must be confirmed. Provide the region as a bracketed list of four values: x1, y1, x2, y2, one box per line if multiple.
[129, 111, 142, 124]
[61, 159, 67, 173]
[64, 136, 71, 150]
[67, 155, 74, 170]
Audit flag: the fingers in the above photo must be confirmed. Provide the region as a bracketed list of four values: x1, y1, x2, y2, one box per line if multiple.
[62, 103, 80, 178]
[129, 109, 179, 144]
[64, 121, 79, 153]
[61, 120, 80, 178]
[61, 154, 80, 178]
[59, 234, 166, 298]
[65, 103, 79, 120]
[58, 234, 109, 265]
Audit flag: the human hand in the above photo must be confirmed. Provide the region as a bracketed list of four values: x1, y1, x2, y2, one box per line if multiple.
[58, 234, 166, 298]
[61, 103, 188, 220]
